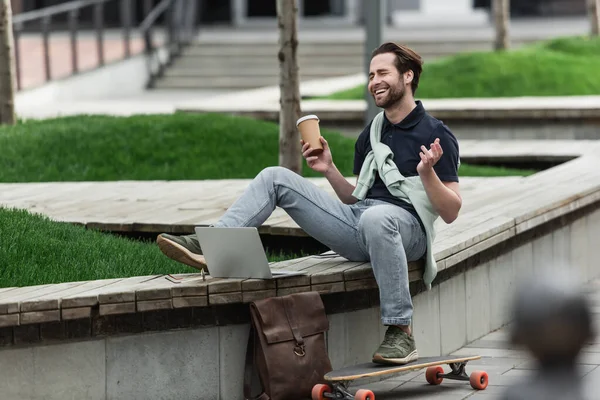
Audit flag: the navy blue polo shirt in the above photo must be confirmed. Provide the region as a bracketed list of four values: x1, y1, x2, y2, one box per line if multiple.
[353, 101, 460, 225]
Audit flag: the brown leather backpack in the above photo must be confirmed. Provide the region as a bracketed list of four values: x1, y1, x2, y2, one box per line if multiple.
[243, 291, 333, 400]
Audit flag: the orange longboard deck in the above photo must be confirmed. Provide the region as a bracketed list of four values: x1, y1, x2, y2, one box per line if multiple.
[324, 355, 481, 382]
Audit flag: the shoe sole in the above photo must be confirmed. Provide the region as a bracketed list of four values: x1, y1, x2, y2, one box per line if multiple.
[156, 235, 208, 272]
[372, 349, 419, 365]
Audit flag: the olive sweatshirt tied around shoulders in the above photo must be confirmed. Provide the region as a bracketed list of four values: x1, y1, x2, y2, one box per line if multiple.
[352, 111, 440, 290]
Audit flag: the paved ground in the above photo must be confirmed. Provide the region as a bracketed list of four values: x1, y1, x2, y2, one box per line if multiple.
[14, 70, 361, 119]
[15, 89, 226, 119]
[344, 280, 600, 400]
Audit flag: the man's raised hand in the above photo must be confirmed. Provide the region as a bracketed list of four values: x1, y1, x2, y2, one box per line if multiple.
[417, 138, 443, 175]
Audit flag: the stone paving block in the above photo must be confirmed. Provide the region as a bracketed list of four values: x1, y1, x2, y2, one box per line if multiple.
[452, 347, 528, 359]
[349, 378, 404, 394]
[575, 363, 598, 377]
[461, 364, 518, 377]
[501, 368, 534, 377]
[412, 286, 441, 357]
[468, 385, 508, 399]
[469, 394, 504, 400]
[440, 274, 467, 354]
[386, 381, 477, 400]
[466, 339, 518, 350]
[583, 365, 600, 400]
[578, 351, 600, 365]
[509, 363, 596, 377]
[513, 359, 539, 369]
[106, 327, 219, 400]
[32, 340, 106, 400]
[219, 324, 250, 400]
[583, 343, 600, 353]
[466, 262, 491, 343]
[385, 369, 426, 382]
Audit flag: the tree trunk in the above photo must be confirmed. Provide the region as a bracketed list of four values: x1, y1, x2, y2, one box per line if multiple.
[590, 0, 600, 36]
[493, 0, 510, 51]
[0, 0, 15, 125]
[276, 0, 302, 174]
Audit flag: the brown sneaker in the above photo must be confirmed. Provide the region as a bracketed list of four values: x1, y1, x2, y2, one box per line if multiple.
[156, 233, 208, 272]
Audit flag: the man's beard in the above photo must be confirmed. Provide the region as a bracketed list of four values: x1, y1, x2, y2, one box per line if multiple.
[373, 84, 405, 109]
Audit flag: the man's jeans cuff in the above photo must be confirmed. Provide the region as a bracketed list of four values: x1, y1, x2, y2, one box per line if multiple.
[382, 317, 412, 326]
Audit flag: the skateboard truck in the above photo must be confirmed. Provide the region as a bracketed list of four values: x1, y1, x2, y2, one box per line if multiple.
[324, 382, 354, 400]
[437, 362, 470, 382]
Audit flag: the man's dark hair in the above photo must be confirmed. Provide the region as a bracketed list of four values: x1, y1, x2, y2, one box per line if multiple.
[371, 42, 424, 95]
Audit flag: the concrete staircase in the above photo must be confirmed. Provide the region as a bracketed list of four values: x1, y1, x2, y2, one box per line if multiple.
[153, 38, 514, 90]
[155, 42, 364, 90]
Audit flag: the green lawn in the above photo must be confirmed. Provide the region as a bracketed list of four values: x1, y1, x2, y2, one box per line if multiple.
[322, 36, 600, 100]
[0, 113, 534, 183]
[0, 208, 303, 288]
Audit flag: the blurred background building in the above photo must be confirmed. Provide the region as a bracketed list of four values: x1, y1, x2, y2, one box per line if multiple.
[11, 0, 589, 27]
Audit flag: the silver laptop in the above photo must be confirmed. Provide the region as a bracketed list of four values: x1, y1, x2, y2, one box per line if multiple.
[194, 227, 306, 279]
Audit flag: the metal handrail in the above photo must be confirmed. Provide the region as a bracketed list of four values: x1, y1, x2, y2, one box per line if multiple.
[139, 0, 172, 33]
[11, 0, 197, 92]
[140, 0, 197, 88]
[13, 0, 108, 24]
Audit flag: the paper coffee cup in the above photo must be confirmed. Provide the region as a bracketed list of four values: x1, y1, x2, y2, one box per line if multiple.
[296, 114, 323, 155]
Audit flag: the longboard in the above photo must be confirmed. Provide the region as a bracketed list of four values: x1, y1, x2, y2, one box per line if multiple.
[312, 355, 488, 400]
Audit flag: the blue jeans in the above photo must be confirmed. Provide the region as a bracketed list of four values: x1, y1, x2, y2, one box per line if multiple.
[214, 167, 427, 326]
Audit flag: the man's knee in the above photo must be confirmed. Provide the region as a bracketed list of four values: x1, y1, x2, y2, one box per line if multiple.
[258, 166, 292, 182]
[358, 206, 397, 236]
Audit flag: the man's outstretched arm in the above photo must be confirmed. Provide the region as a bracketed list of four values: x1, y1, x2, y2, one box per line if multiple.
[302, 137, 358, 205]
[417, 138, 462, 224]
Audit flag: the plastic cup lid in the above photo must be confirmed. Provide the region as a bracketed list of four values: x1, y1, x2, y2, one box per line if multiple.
[296, 114, 320, 126]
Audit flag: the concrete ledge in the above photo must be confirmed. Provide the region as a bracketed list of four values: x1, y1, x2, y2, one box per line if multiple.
[179, 96, 600, 121]
[178, 96, 600, 140]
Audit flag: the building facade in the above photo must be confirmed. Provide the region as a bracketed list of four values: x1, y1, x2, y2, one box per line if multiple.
[199, 0, 588, 26]
[12, 0, 588, 27]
